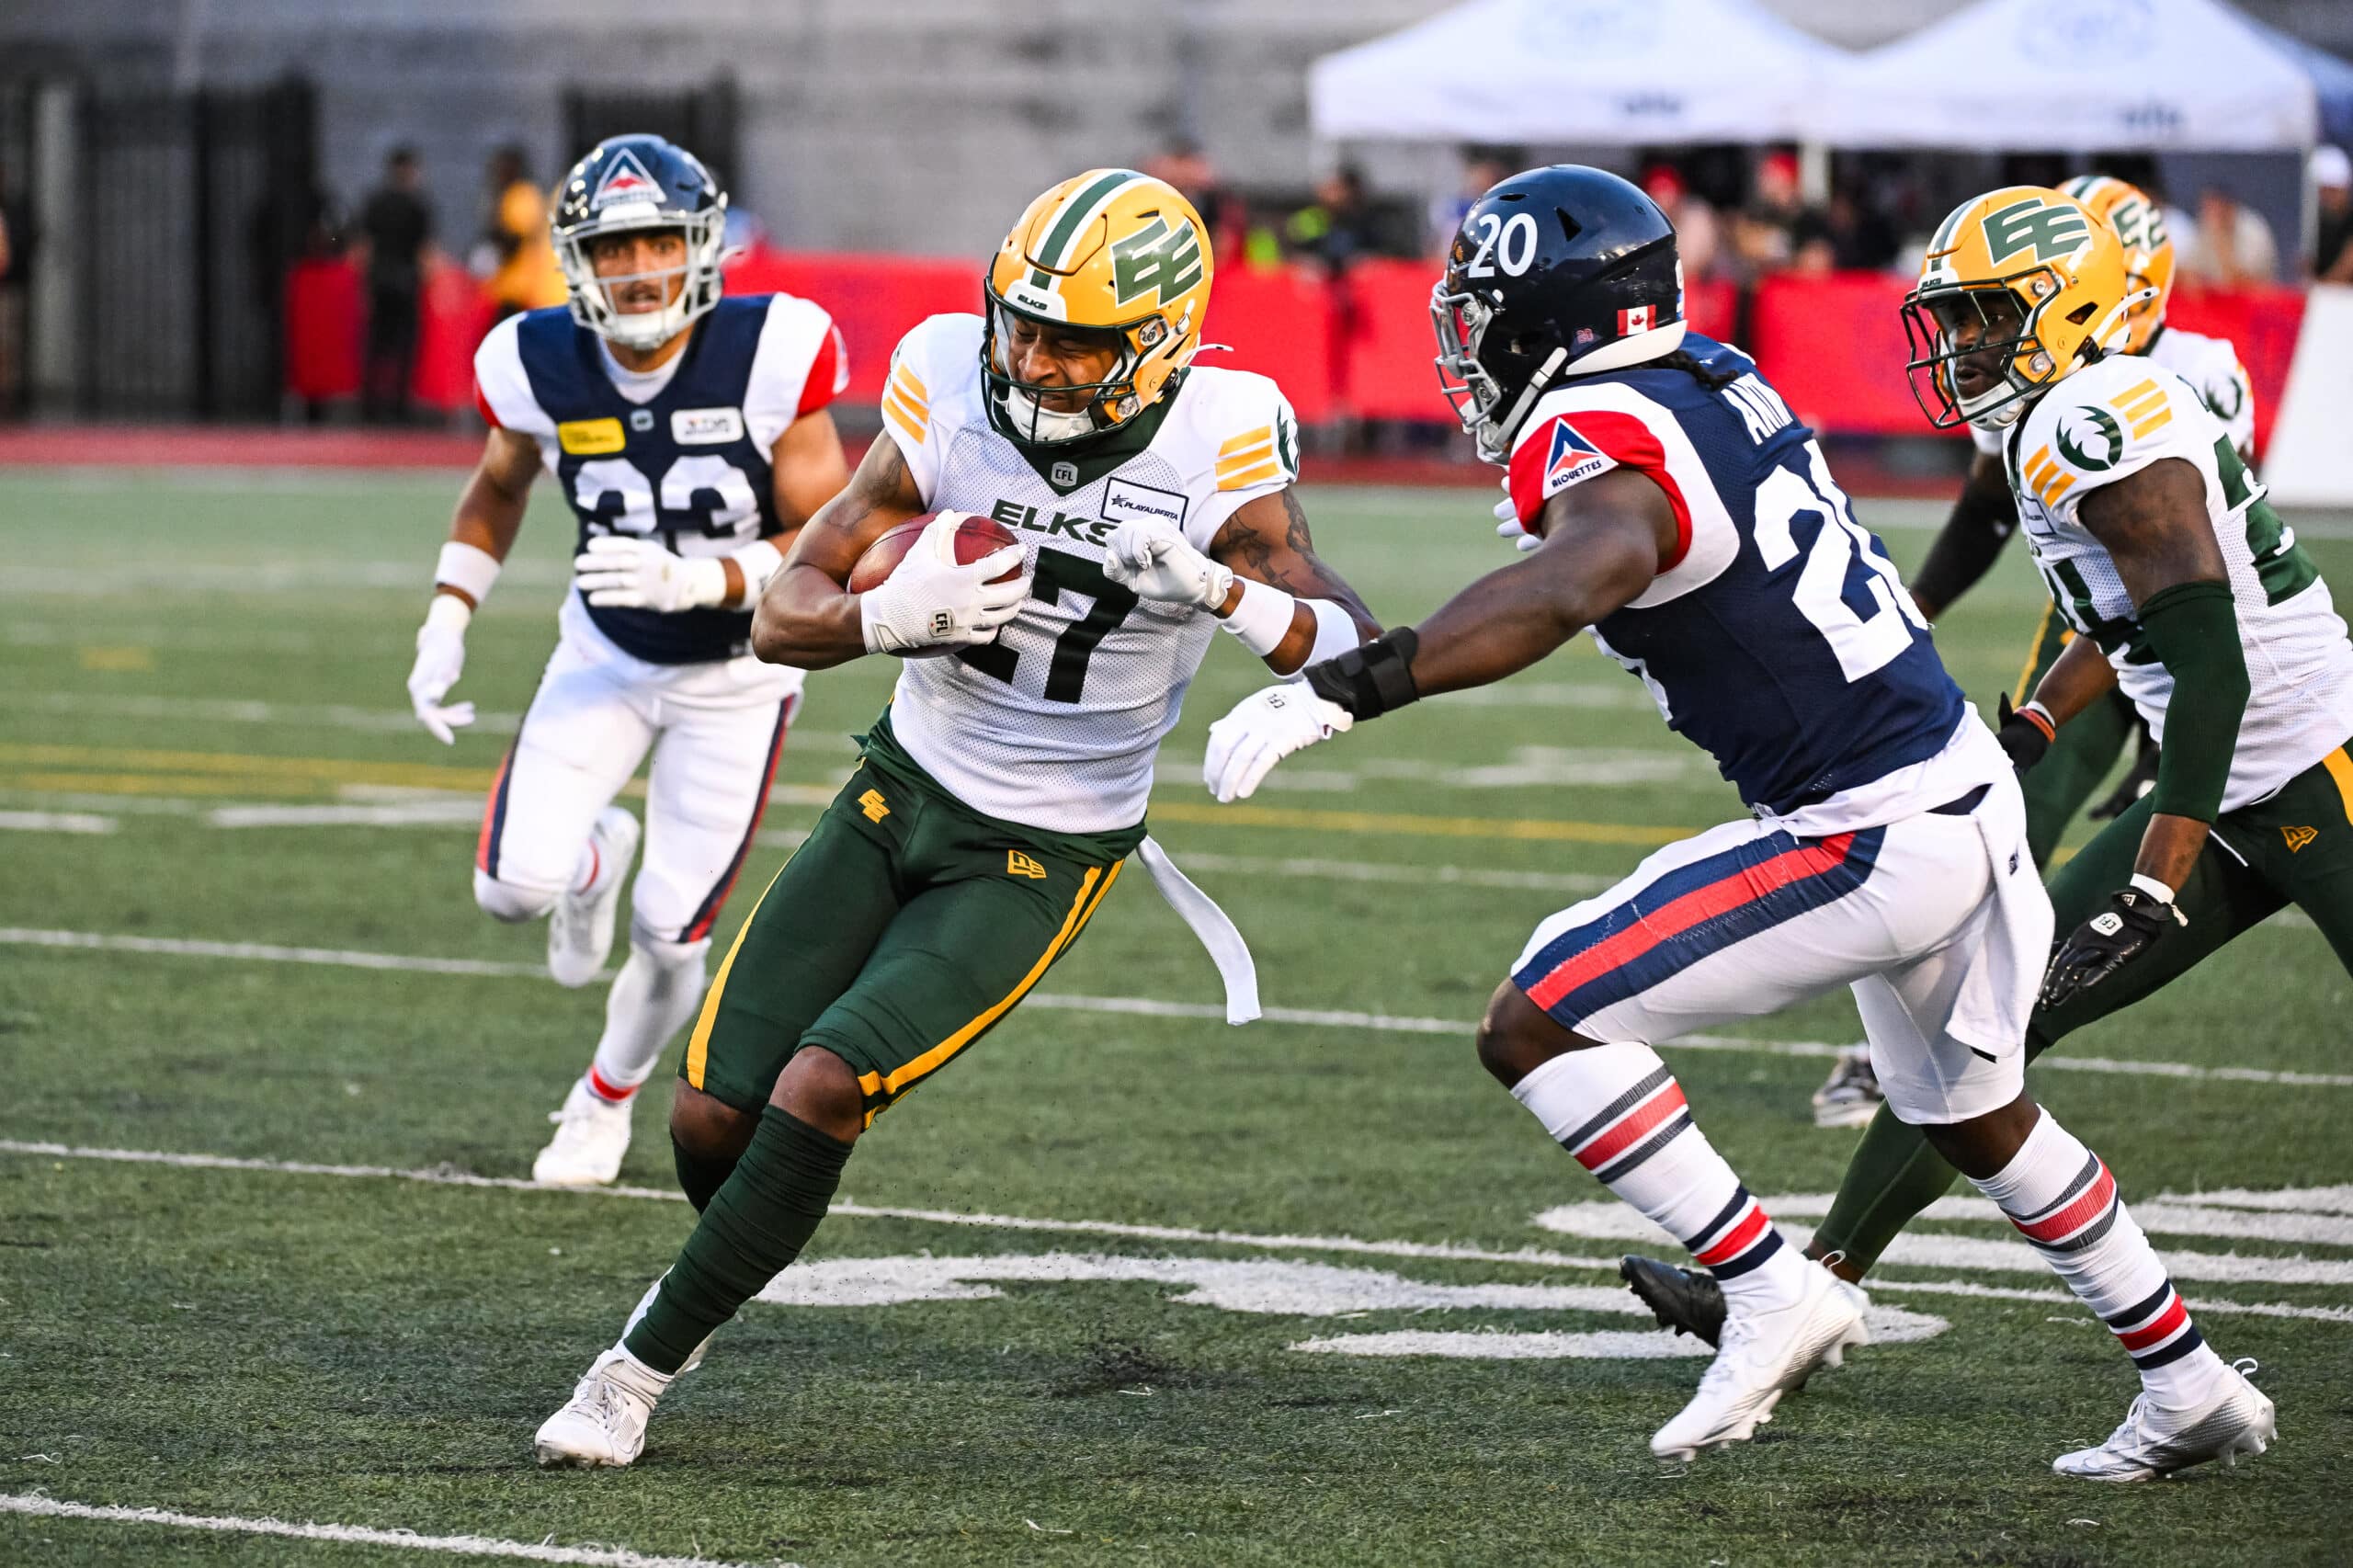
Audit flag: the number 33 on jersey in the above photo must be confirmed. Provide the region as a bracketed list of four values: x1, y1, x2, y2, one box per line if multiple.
[877, 311, 1301, 834]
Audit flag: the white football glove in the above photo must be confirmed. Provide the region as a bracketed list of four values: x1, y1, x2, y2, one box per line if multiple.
[1102, 519, 1233, 609]
[406, 595, 475, 745]
[1202, 683, 1353, 804]
[1495, 483, 1540, 552]
[574, 535, 729, 613]
[858, 511, 1030, 655]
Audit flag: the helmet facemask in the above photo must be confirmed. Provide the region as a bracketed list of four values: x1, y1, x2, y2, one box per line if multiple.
[557, 207, 726, 352]
[1903, 270, 2077, 430]
[1431, 282, 1566, 465]
[981, 293, 1176, 449]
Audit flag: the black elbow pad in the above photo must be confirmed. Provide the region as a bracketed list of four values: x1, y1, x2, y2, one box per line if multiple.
[1303, 627, 1420, 720]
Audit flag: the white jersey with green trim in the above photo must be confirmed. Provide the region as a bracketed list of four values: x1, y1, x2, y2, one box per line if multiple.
[876, 312, 1300, 833]
[2005, 353, 2353, 811]
[1970, 324, 2254, 459]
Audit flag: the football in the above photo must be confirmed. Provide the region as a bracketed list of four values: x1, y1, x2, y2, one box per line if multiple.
[847, 512, 1025, 594]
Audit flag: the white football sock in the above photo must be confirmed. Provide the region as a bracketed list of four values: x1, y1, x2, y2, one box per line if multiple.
[1970, 1108, 2226, 1407]
[585, 937, 710, 1102]
[1512, 1046, 1807, 1310]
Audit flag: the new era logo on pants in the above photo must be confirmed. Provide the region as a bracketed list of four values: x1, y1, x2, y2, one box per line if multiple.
[2283, 825, 2317, 853]
[1006, 851, 1047, 880]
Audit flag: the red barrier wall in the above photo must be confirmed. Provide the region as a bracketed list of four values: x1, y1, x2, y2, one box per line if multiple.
[282, 259, 362, 403]
[278, 251, 2304, 454]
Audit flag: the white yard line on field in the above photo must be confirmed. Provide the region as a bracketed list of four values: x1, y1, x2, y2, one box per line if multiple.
[6, 926, 2348, 1087]
[1, 1137, 2346, 1324]
[0, 1494, 789, 1568]
[0, 810, 114, 834]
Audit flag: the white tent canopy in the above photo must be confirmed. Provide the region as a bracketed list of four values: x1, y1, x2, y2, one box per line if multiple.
[1308, 0, 1858, 146]
[1812, 0, 2319, 152]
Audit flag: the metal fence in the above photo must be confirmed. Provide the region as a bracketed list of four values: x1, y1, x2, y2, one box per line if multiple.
[1, 75, 318, 420]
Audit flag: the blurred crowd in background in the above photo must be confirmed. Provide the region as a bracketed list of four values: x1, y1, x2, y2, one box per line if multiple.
[1, 128, 2347, 432]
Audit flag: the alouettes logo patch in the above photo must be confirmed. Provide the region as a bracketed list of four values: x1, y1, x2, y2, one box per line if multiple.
[591, 150, 662, 209]
[1542, 418, 1614, 497]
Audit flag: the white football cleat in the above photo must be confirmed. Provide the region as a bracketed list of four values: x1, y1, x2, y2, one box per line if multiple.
[1811, 1047, 1882, 1130]
[1651, 1267, 1870, 1461]
[549, 807, 639, 988]
[533, 1346, 672, 1469]
[2054, 1359, 2276, 1482]
[532, 1078, 633, 1187]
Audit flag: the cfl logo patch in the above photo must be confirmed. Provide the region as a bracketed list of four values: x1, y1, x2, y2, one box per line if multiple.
[929, 611, 954, 639]
[1006, 850, 1048, 880]
[2091, 912, 2124, 937]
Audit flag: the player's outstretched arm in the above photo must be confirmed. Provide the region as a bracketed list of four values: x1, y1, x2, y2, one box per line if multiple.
[1199, 471, 1670, 803]
[1400, 469, 1670, 697]
[406, 426, 540, 744]
[2042, 456, 2249, 1009]
[1909, 449, 2019, 623]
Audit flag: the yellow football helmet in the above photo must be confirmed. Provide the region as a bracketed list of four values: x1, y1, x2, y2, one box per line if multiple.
[983, 168, 1212, 448]
[2058, 174, 2174, 353]
[1902, 185, 2139, 430]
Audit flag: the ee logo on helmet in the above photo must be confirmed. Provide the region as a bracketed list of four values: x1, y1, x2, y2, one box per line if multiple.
[1110, 217, 1205, 308]
[1982, 198, 2091, 267]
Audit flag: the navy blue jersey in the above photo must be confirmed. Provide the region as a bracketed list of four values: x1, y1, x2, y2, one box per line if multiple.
[1506, 335, 1963, 814]
[472, 291, 845, 665]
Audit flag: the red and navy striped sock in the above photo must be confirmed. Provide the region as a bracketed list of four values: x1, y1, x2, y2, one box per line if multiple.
[1512, 1046, 1805, 1306]
[1972, 1108, 2225, 1405]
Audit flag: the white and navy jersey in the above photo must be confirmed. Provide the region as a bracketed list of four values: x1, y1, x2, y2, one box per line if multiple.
[1973, 324, 2255, 460]
[2005, 355, 2353, 811]
[1506, 335, 1964, 821]
[879, 312, 1299, 834]
[473, 293, 847, 665]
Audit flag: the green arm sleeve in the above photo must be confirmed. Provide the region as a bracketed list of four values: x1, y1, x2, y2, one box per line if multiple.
[2135, 579, 2249, 823]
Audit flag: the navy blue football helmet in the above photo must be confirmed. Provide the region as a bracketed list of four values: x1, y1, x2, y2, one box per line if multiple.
[1432, 165, 1685, 461]
[552, 135, 728, 350]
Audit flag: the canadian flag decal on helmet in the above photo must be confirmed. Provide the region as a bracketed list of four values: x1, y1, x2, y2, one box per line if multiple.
[591, 150, 662, 208]
[1618, 305, 1655, 335]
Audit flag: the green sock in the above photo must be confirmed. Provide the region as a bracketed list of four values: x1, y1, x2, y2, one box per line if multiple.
[626, 1107, 854, 1373]
[672, 1136, 738, 1213]
[1809, 1100, 1966, 1274]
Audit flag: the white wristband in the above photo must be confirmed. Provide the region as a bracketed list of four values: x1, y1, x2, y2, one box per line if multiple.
[729, 540, 787, 605]
[424, 591, 472, 634]
[1302, 598, 1360, 666]
[2129, 873, 2176, 903]
[1219, 577, 1297, 657]
[435, 540, 502, 606]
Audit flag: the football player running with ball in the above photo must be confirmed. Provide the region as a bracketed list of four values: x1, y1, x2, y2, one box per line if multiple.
[533, 169, 1377, 1467]
[1200, 166, 2269, 1475]
[405, 136, 852, 1187]
[1812, 174, 2258, 1128]
[1631, 185, 2344, 1479]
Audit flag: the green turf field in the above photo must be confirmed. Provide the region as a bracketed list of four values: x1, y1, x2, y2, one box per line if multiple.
[1, 469, 2347, 1567]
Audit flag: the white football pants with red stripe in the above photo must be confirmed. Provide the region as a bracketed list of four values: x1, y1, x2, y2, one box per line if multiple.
[473, 599, 801, 949]
[1509, 768, 2049, 1126]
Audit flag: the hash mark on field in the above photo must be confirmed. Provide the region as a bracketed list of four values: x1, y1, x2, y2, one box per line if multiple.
[1, 1139, 2347, 1323]
[0, 1493, 789, 1566]
[0, 811, 114, 835]
[6, 926, 2350, 1088]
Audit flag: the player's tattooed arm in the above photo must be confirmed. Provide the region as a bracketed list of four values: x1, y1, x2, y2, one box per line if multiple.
[1208, 487, 1382, 672]
[438, 426, 540, 608]
[1399, 469, 1672, 698]
[2075, 455, 2248, 892]
[751, 429, 927, 669]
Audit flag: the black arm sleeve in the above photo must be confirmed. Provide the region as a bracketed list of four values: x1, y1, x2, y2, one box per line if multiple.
[1909, 469, 2021, 619]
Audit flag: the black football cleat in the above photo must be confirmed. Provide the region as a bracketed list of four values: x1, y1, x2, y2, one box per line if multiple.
[1620, 1254, 1727, 1348]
